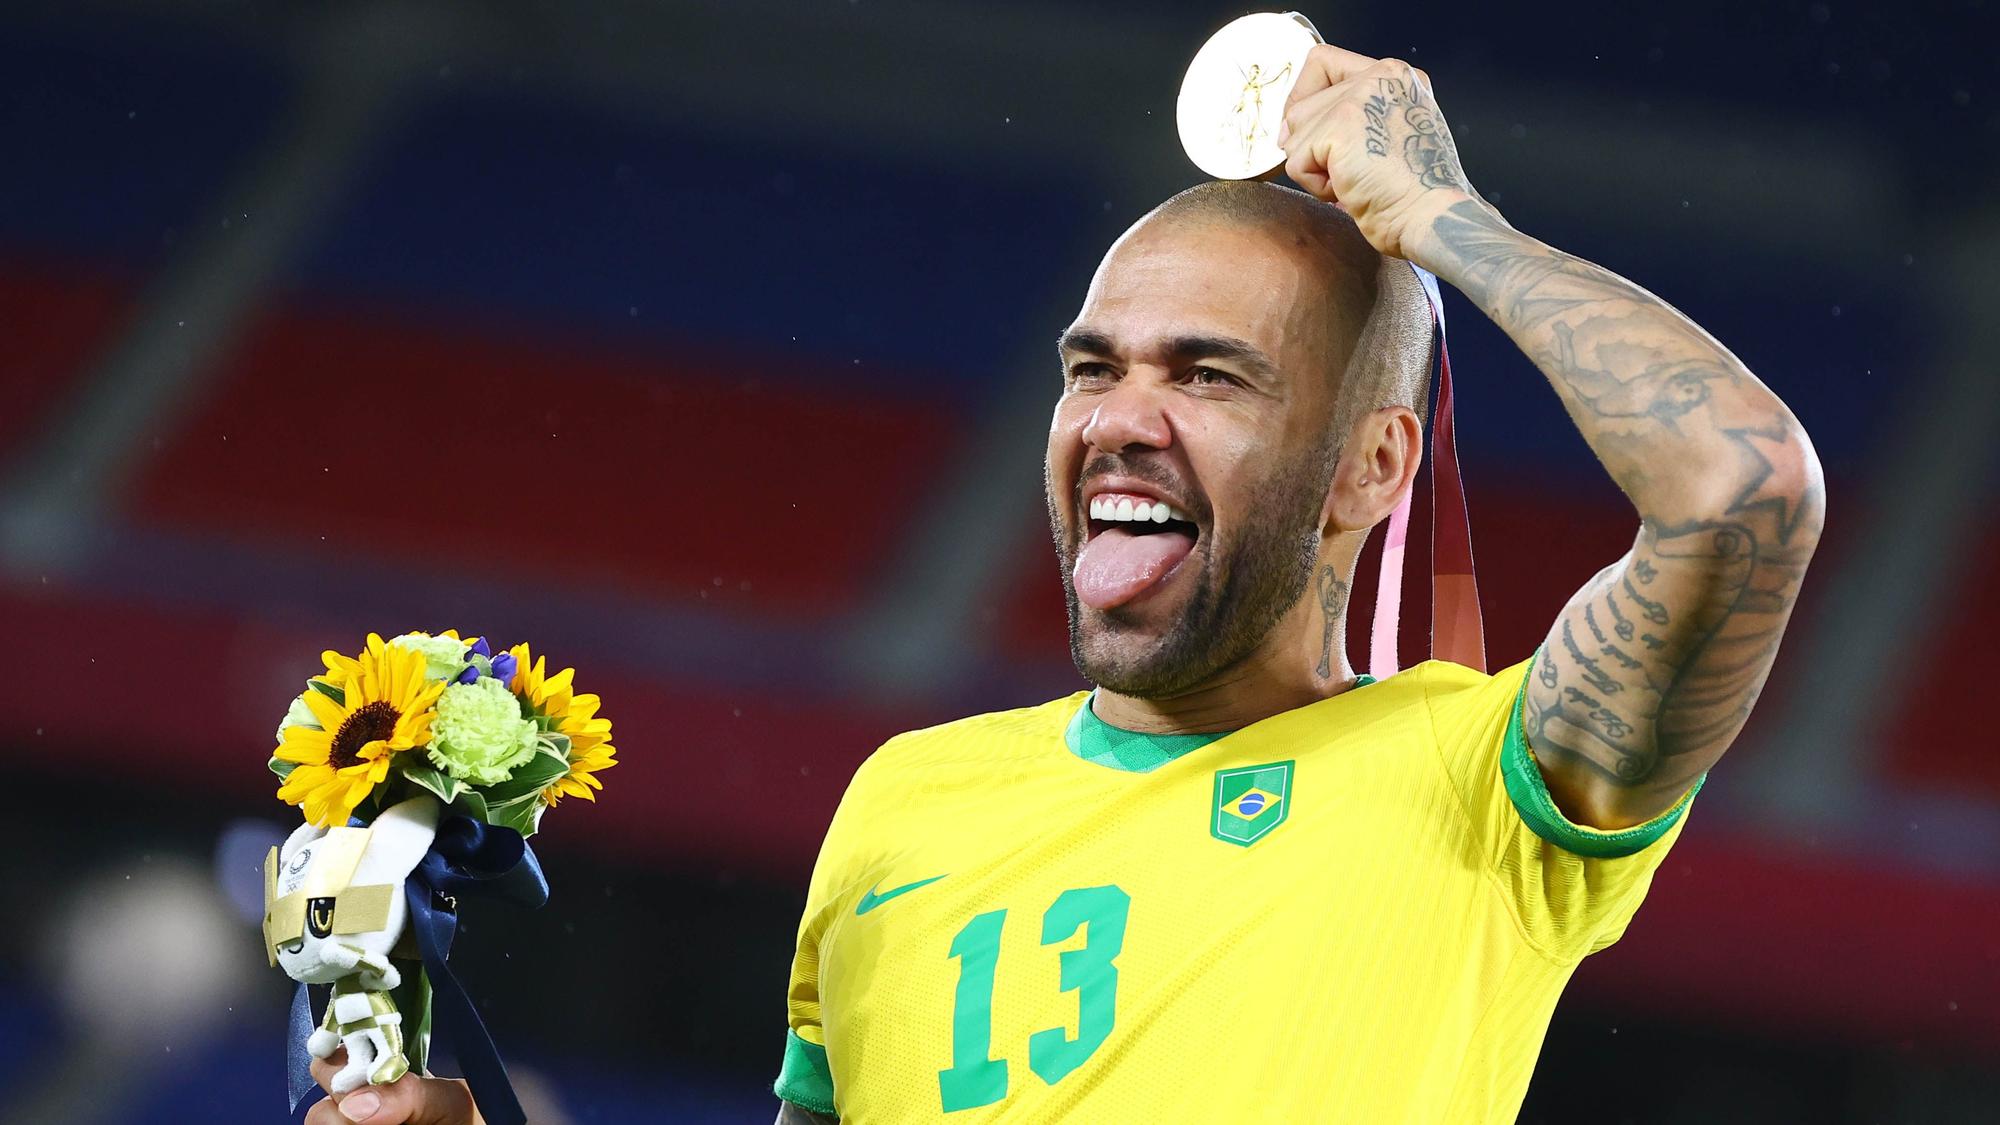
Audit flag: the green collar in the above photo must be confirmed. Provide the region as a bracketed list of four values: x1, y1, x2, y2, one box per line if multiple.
[1064, 675, 1377, 773]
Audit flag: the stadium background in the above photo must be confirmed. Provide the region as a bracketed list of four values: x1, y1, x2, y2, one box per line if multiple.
[2, 0, 1996, 1121]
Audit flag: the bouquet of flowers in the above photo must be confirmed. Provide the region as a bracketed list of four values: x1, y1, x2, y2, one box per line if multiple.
[271, 630, 614, 832]
[262, 630, 614, 1125]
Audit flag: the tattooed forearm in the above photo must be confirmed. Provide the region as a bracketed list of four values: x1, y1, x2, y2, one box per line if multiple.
[1419, 199, 1825, 821]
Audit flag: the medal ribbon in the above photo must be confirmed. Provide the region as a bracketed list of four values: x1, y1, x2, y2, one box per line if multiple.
[1369, 262, 1486, 677]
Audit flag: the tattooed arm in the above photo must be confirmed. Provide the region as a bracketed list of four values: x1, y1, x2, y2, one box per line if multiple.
[1421, 202, 1823, 825]
[1280, 43, 1826, 827]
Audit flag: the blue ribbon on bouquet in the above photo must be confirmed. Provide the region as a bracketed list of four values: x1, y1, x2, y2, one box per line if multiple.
[288, 815, 550, 1125]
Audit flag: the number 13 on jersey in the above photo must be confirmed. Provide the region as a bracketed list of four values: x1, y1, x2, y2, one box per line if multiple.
[937, 885, 1131, 1112]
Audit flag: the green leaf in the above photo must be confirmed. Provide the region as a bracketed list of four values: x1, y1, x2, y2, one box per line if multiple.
[389, 963, 432, 1077]
[489, 794, 545, 838]
[537, 730, 572, 757]
[397, 759, 463, 805]
[451, 788, 490, 823]
[307, 678, 346, 706]
[476, 748, 570, 804]
[268, 755, 298, 780]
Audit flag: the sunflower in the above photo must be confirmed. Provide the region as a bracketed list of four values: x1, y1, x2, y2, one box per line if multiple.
[276, 633, 448, 826]
[507, 642, 617, 806]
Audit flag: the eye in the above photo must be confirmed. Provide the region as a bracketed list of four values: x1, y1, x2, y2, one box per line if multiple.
[1186, 365, 1237, 387]
[307, 896, 336, 938]
[1067, 362, 1116, 387]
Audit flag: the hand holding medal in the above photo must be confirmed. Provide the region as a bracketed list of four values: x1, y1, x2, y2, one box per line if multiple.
[1177, 11, 1485, 264]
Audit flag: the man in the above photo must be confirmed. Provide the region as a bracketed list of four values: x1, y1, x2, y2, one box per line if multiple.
[304, 42, 1821, 1125]
[766, 42, 1822, 1124]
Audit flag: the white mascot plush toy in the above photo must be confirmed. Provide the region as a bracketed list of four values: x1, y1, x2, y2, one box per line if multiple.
[263, 796, 440, 1093]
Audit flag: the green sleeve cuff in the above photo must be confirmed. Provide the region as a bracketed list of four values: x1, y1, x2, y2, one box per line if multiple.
[1500, 658, 1704, 859]
[774, 1028, 836, 1115]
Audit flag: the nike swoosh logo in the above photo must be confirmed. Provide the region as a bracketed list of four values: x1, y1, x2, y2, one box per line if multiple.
[855, 873, 948, 915]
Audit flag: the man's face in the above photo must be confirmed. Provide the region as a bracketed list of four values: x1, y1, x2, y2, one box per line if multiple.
[1047, 221, 1347, 698]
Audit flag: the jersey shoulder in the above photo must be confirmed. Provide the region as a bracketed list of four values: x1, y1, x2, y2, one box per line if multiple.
[1244, 660, 1459, 756]
[1391, 657, 1526, 737]
[877, 692, 1087, 758]
[846, 692, 1089, 794]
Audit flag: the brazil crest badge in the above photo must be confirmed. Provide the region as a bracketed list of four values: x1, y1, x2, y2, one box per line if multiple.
[1211, 761, 1294, 847]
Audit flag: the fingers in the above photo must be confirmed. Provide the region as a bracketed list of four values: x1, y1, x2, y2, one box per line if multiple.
[1284, 51, 1431, 115]
[1282, 43, 1381, 112]
[333, 1073, 483, 1125]
[1280, 76, 1350, 144]
[1280, 77, 1363, 198]
[312, 1047, 349, 1095]
[308, 1047, 480, 1123]
[1277, 53, 1428, 148]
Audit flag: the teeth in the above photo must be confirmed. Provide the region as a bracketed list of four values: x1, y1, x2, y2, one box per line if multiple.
[1089, 495, 1195, 525]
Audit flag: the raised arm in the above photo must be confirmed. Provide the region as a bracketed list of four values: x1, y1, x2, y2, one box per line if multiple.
[1277, 42, 1825, 829]
[1414, 203, 1824, 827]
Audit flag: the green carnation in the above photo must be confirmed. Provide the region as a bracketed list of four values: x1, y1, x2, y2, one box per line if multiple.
[388, 631, 471, 683]
[426, 677, 538, 785]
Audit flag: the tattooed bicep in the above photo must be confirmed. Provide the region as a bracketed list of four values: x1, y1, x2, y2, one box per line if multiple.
[1525, 509, 1809, 826]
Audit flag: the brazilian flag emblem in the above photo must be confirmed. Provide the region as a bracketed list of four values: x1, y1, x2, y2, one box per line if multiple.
[1211, 761, 1294, 847]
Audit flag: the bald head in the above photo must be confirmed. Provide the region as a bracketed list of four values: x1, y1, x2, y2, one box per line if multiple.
[1134, 180, 1433, 438]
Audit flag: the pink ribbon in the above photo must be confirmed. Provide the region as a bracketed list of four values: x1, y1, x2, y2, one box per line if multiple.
[1368, 263, 1486, 678]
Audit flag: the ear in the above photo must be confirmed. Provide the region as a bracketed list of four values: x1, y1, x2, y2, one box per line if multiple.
[1322, 405, 1423, 534]
[354, 797, 442, 885]
[279, 818, 328, 864]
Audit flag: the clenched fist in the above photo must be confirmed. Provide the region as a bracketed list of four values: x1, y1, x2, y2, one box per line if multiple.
[1277, 44, 1491, 262]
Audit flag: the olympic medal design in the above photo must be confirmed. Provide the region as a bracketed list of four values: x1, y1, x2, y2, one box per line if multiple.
[1176, 12, 1323, 180]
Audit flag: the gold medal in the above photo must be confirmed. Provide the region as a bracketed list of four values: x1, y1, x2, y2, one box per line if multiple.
[1176, 12, 1324, 180]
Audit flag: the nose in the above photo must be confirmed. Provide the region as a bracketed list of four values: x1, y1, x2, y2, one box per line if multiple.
[1080, 375, 1173, 455]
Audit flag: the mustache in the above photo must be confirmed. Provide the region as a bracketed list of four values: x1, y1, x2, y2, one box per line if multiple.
[1073, 455, 1209, 525]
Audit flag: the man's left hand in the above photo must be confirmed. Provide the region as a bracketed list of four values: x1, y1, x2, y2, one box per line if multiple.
[305, 1049, 482, 1124]
[1278, 44, 1486, 261]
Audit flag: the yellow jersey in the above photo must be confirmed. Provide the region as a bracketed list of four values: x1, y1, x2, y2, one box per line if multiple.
[777, 655, 1700, 1122]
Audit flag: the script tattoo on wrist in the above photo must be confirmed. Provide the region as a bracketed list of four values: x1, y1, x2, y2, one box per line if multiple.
[1427, 199, 1823, 798]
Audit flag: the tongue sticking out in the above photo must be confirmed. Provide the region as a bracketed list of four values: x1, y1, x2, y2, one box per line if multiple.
[1073, 526, 1197, 611]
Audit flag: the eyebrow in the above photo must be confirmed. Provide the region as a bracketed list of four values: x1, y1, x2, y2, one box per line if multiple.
[1056, 328, 1280, 380]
